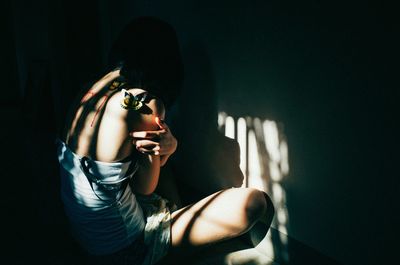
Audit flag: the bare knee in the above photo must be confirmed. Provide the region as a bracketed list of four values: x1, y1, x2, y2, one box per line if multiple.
[243, 188, 274, 224]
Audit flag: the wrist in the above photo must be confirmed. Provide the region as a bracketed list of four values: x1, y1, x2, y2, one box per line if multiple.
[160, 154, 171, 167]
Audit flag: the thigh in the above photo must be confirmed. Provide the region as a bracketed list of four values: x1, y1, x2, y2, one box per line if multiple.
[169, 187, 267, 249]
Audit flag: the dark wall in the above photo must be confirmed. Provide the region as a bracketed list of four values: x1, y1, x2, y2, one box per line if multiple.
[125, 2, 397, 264]
[205, 2, 395, 264]
[3, 1, 397, 265]
[0, 0, 19, 103]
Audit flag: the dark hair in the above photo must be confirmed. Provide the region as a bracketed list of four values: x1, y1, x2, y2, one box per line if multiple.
[108, 17, 183, 109]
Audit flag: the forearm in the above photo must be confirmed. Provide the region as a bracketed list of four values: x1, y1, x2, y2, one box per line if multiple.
[132, 153, 160, 195]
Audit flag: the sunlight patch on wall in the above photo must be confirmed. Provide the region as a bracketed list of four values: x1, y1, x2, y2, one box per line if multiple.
[218, 112, 290, 264]
[237, 117, 247, 181]
[248, 129, 264, 190]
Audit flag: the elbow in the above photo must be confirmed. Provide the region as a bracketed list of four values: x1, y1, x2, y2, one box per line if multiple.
[133, 184, 157, 196]
[137, 189, 155, 196]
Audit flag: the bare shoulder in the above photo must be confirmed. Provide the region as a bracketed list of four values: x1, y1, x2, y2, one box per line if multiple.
[93, 87, 165, 161]
[105, 87, 166, 131]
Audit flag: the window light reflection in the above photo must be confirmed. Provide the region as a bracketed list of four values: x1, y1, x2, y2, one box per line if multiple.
[218, 112, 290, 264]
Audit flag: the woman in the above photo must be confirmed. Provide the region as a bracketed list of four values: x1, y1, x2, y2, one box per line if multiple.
[56, 17, 274, 265]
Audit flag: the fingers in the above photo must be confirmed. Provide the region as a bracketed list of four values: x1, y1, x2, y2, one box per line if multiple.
[130, 117, 176, 156]
[135, 139, 159, 147]
[135, 139, 161, 155]
[130, 130, 164, 139]
[137, 146, 161, 156]
[134, 139, 174, 156]
[155, 116, 169, 131]
[155, 116, 163, 129]
[129, 116, 169, 139]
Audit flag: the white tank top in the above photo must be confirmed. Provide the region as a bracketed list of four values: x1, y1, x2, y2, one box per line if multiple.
[56, 139, 146, 255]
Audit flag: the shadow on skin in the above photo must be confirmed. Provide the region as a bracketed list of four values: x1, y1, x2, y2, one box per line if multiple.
[155, 190, 225, 265]
[66, 86, 109, 153]
[156, 190, 273, 265]
[64, 75, 155, 159]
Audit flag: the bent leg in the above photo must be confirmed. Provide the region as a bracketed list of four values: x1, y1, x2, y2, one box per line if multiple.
[167, 187, 273, 256]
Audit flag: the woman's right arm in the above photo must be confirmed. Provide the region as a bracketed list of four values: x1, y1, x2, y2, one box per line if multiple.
[123, 90, 166, 195]
[131, 153, 161, 195]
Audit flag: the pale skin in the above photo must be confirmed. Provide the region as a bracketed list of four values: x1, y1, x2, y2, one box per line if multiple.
[64, 70, 164, 194]
[131, 116, 177, 167]
[63, 70, 274, 261]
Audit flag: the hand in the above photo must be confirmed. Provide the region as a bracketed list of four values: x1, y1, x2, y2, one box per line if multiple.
[130, 117, 178, 158]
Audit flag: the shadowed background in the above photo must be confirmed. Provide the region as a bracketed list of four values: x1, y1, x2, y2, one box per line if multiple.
[1, 0, 397, 264]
